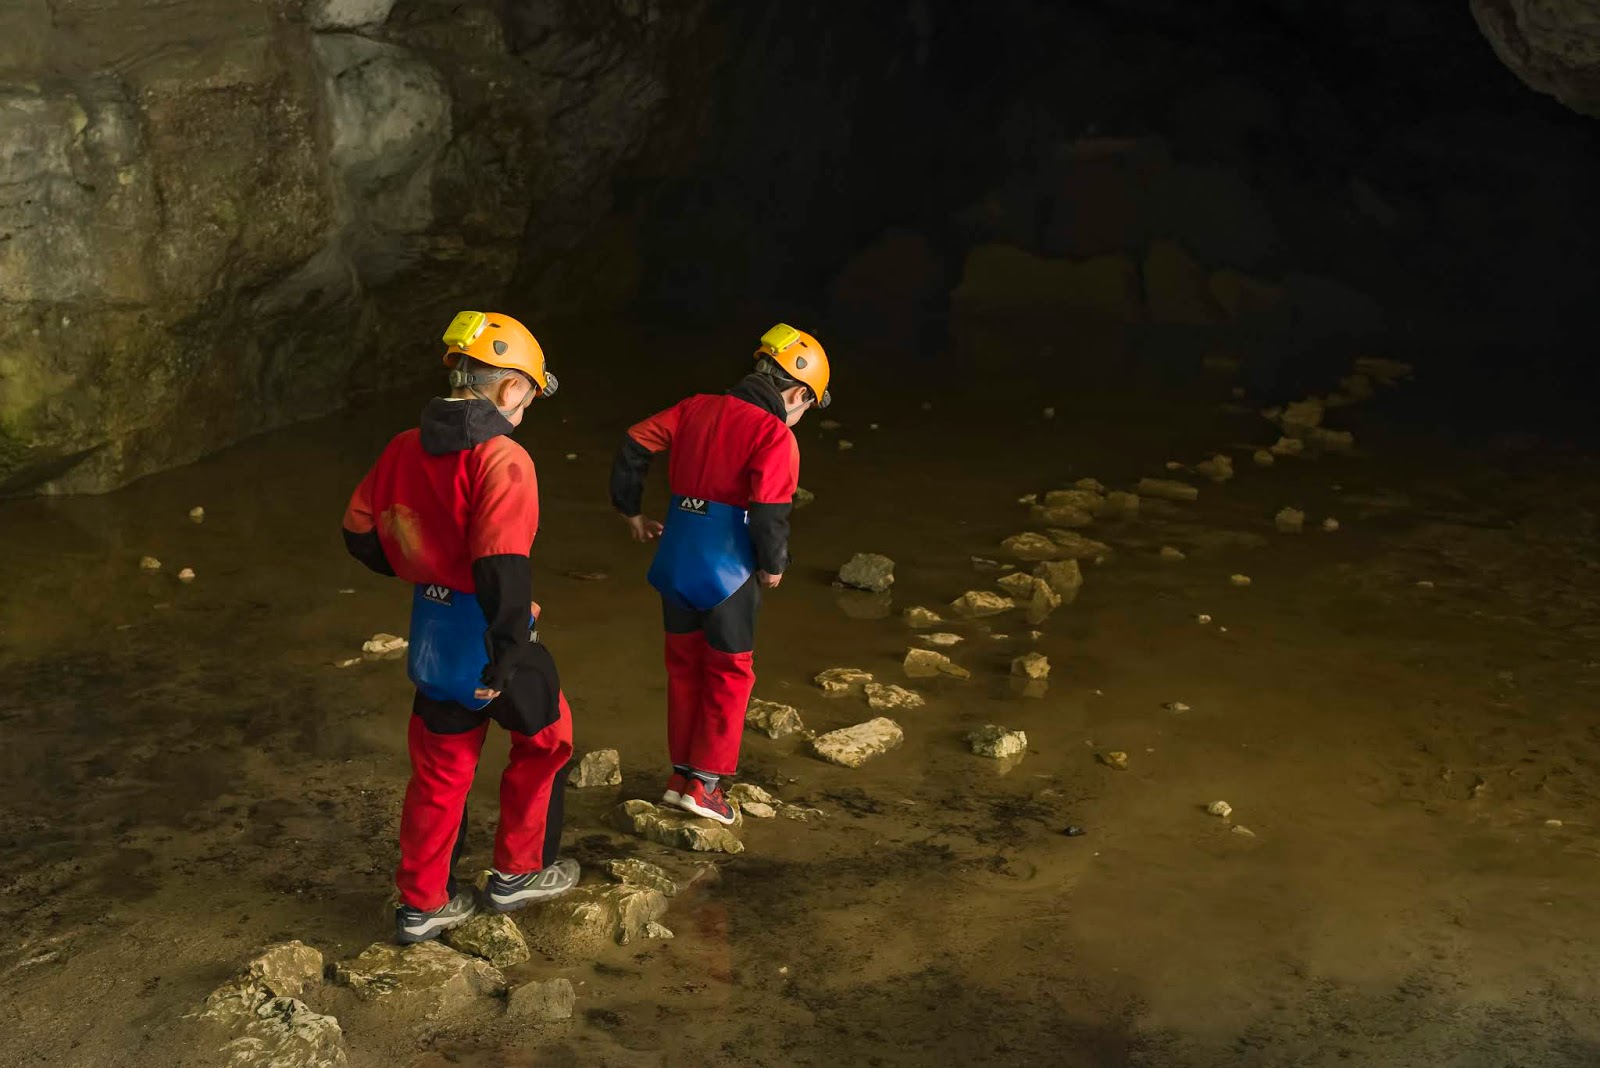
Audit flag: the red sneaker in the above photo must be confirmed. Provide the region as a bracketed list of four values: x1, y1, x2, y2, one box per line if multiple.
[674, 779, 737, 825]
[662, 772, 689, 806]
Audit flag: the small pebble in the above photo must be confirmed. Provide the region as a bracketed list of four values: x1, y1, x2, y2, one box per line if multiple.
[177, 568, 196, 583]
[1042, 407, 1056, 419]
[1322, 517, 1340, 533]
[1063, 825, 1086, 837]
[1207, 800, 1233, 819]
[1545, 819, 1564, 828]
[1160, 546, 1186, 561]
[339, 588, 356, 594]
[869, 423, 880, 431]
[188, 507, 205, 523]
[819, 418, 843, 430]
[1098, 751, 1129, 771]
[1230, 574, 1252, 587]
[335, 658, 362, 669]
[1231, 825, 1256, 838]
[1253, 449, 1275, 467]
[838, 440, 854, 451]
[139, 556, 162, 572]
[1416, 580, 1435, 589]
[565, 453, 578, 461]
[1197, 614, 1213, 625]
[1164, 701, 1190, 713]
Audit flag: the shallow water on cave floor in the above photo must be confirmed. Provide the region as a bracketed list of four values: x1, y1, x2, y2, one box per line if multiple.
[5, 322, 1600, 1066]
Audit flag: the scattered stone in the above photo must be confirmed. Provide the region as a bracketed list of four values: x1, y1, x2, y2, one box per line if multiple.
[949, 590, 1014, 618]
[1002, 532, 1060, 561]
[570, 750, 622, 788]
[815, 667, 874, 696]
[442, 912, 530, 968]
[1308, 427, 1355, 453]
[819, 418, 843, 430]
[1275, 507, 1306, 534]
[139, 556, 162, 571]
[1231, 825, 1256, 838]
[866, 682, 926, 710]
[1253, 449, 1275, 467]
[1196, 454, 1234, 483]
[332, 941, 506, 1007]
[1353, 357, 1413, 385]
[1042, 406, 1056, 419]
[1546, 819, 1564, 828]
[746, 698, 806, 739]
[838, 440, 854, 451]
[1416, 580, 1435, 589]
[837, 552, 896, 592]
[1075, 477, 1107, 493]
[1165, 461, 1186, 471]
[1098, 750, 1129, 771]
[1322, 517, 1341, 532]
[904, 606, 943, 628]
[1164, 701, 1191, 713]
[1011, 652, 1050, 680]
[967, 725, 1028, 759]
[1099, 490, 1141, 517]
[362, 633, 408, 656]
[565, 569, 609, 581]
[518, 883, 670, 959]
[920, 632, 964, 647]
[189, 506, 206, 523]
[1044, 531, 1112, 562]
[972, 556, 1004, 572]
[1278, 398, 1325, 436]
[507, 977, 575, 1023]
[1269, 436, 1305, 457]
[1042, 488, 1104, 512]
[1019, 576, 1062, 625]
[1063, 825, 1087, 837]
[565, 453, 578, 461]
[812, 718, 904, 767]
[607, 800, 744, 855]
[198, 978, 347, 1068]
[1206, 801, 1233, 819]
[645, 921, 675, 939]
[1136, 478, 1199, 502]
[793, 487, 815, 509]
[1033, 559, 1084, 602]
[904, 648, 971, 679]
[1230, 574, 1253, 587]
[741, 802, 777, 819]
[997, 572, 1036, 598]
[1160, 546, 1186, 561]
[1197, 614, 1213, 624]
[238, 942, 326, 1000]
[335, 658, 362, 669]
[1016, 493, 1038, 506]
[177, 567, 197, 583]
[603, 858, 679, 897]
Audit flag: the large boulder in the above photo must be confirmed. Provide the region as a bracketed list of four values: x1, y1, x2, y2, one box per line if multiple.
[1472, 0, 1600, 117]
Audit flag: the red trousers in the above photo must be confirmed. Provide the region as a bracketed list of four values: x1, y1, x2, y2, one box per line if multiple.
[395, 692, 573, 911]
[662, 574, 760, 777]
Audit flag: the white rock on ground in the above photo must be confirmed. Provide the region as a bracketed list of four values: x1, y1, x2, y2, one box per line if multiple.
[997, 572, 1035, 598]
[866, 683, 926, 711]
[1019, 576, 1061, 625]
[1001, 532, 1060, 561]
[442, 912, 530, 968]
[740, 802, 776, 819]
[811, 718, 905, 768]
[189, 506, 206, 523]
[1253, 449, 1275, 467]
[608, 800, 743, 855]
[1043, 489, 1104, 512]
[1207, 800, 1233, 819]
[1032, 559, 1083, 602]
[1160, 546, 1187, 561]
[1011, 653, 1049, 680]
[837, 552, 895, 592]
[1196, 454, 1234, 482]
[949, 590, 1014, 618]
[1075, 477, 1107, 493]
[746, 698, 806, 738]
[1230, 574, 1253, 587]
[199, 982, 347, 1068]
[178, 567, 196, 583]
[728, 783, 778, 807]
[1275, 507, 1306, 534]
[1045, 530, 1112, 562]
[604, 858, 680, 897]
[1269, 436, 1305, 457]
[140, 556, 162, 571]
[920, 632, 964, 647]
[814, 667, 874, 696]
[1136, 478, 1199, 502]
[243, 941, 326, 999]
[645, 921, 676, 939]
[517, 884, 669, 960]
[507, 977, 575, 1023]
[1322, 517, 1341, 532]
[1031, 503, 1095, 528]
[904, 606, 943, 627]
[903, 649, 971, 679]
[967, 725, 1028, 759]
[570, 749, 622, 787]
[362, 633, 407, 655]
[332, 941, 506, 1009]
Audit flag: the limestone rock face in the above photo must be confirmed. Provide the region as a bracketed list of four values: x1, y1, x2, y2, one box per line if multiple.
[811, 718, 904, 767]
[1473, 0, 1600, 117]
[332, 941, 506, 1009]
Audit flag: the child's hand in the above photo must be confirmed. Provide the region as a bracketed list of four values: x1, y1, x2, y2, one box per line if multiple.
[530, 600, 542, 622]
[474, 687, 502, 702]
[626, 515, 664, 542]
[757, 570, 782, 589]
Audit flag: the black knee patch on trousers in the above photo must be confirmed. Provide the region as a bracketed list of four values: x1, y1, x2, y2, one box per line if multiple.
[661, 573, 761, 652]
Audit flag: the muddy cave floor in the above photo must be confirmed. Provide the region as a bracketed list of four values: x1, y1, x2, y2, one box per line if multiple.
[5, 331, 1600, 1067]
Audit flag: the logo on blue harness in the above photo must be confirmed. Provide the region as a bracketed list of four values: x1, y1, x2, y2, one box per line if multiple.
[678, 497, 710, 515]
[422, 584, 453, 605]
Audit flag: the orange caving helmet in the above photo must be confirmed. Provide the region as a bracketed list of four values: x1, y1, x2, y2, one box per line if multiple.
[755, 323, 831, 409]
[441, 311, 558, 397]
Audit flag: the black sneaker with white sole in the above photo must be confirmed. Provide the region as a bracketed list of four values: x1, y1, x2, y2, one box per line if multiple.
[484, 857, 580, 912]
[394, 888, 478, 944]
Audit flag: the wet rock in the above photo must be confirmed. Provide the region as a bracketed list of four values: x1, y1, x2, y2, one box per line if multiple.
[741, 802, 777, 819]
[1136, 478, 1199, 502]
[1099, 490, 1141, 518]
[1253, 449, 1275, 467]
[866, 682, 926, 711]
[645, 921, 676, 939]
[1278, 398, 1325, 436]
[1031, 503, 1095, 527]
[199, 983, 347, 1068]
[1308, 427, 1355, 453]
[1163, 701, 1192, 713]
[362, 633, 407, 656]
[308, 0, 398, 31]
[1098, 750, 1129, 771]
[997, 572, 1036, 598]
[1269, 436, 1305, 457]
[1042, 487, 1105, 513]
[442, 912, 530, 968]
[967, 725, 1028, 759]
[332, 941, 506, 1007]
[949, 590, 1014, 618]
[837, 552, 895, 592]
[189, 506, 206, 523]
[1033, 560, 1083, 602]
[603, 858, 680, 897]
[1230, 574, 1252, 587]
[783, 805, 828, 822]
[1019, 577, 1061, 625]
[814, 667, 874, 697]
[972, 556, 1004, 572]
[1274, 507, 1305, 534]
[903, 606, 943, 628]
[1160, 546, 1187, 561]
[1206, 800, 1233, 819]
[811, 718, 905, 768]
[1322, 517, 1341, 533]
[903, 649, 971, 679]
[835, 587, 894, 620]
[1075, 477, 1107, 494]
[507, 977, 575, 1023]
[140, 556, 162, 571]
[178, 567, 197, 583]
[1002, 532, 1060, 561]
[518, 883, 669, 958]
[1231, 825, 1256, 838]
[1011, 652, 1050, 679]
[1196, 454, 1234, 482]
[837, 440, 854, 452]
[1044, 531, 1112, 563]
[746, 698, 806, 739]
[920, 632, 965, 647]
[570, 749, 622, 788]
[244, 941, 325, 999]
[607, 800, 743, 855]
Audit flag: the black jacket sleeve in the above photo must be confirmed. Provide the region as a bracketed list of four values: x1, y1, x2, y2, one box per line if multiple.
[473, 553, 537, 691]
[342, 528, 395, 577]
[609, 436, 655, 516]
[748, 501, 791, 575]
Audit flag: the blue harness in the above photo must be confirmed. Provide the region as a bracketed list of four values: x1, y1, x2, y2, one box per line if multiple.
[407, 584, 501, 710]
[647, 495, 757, 611]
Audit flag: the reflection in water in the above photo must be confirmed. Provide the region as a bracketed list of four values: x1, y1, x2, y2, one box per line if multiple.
[833, 587, 894, 619]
